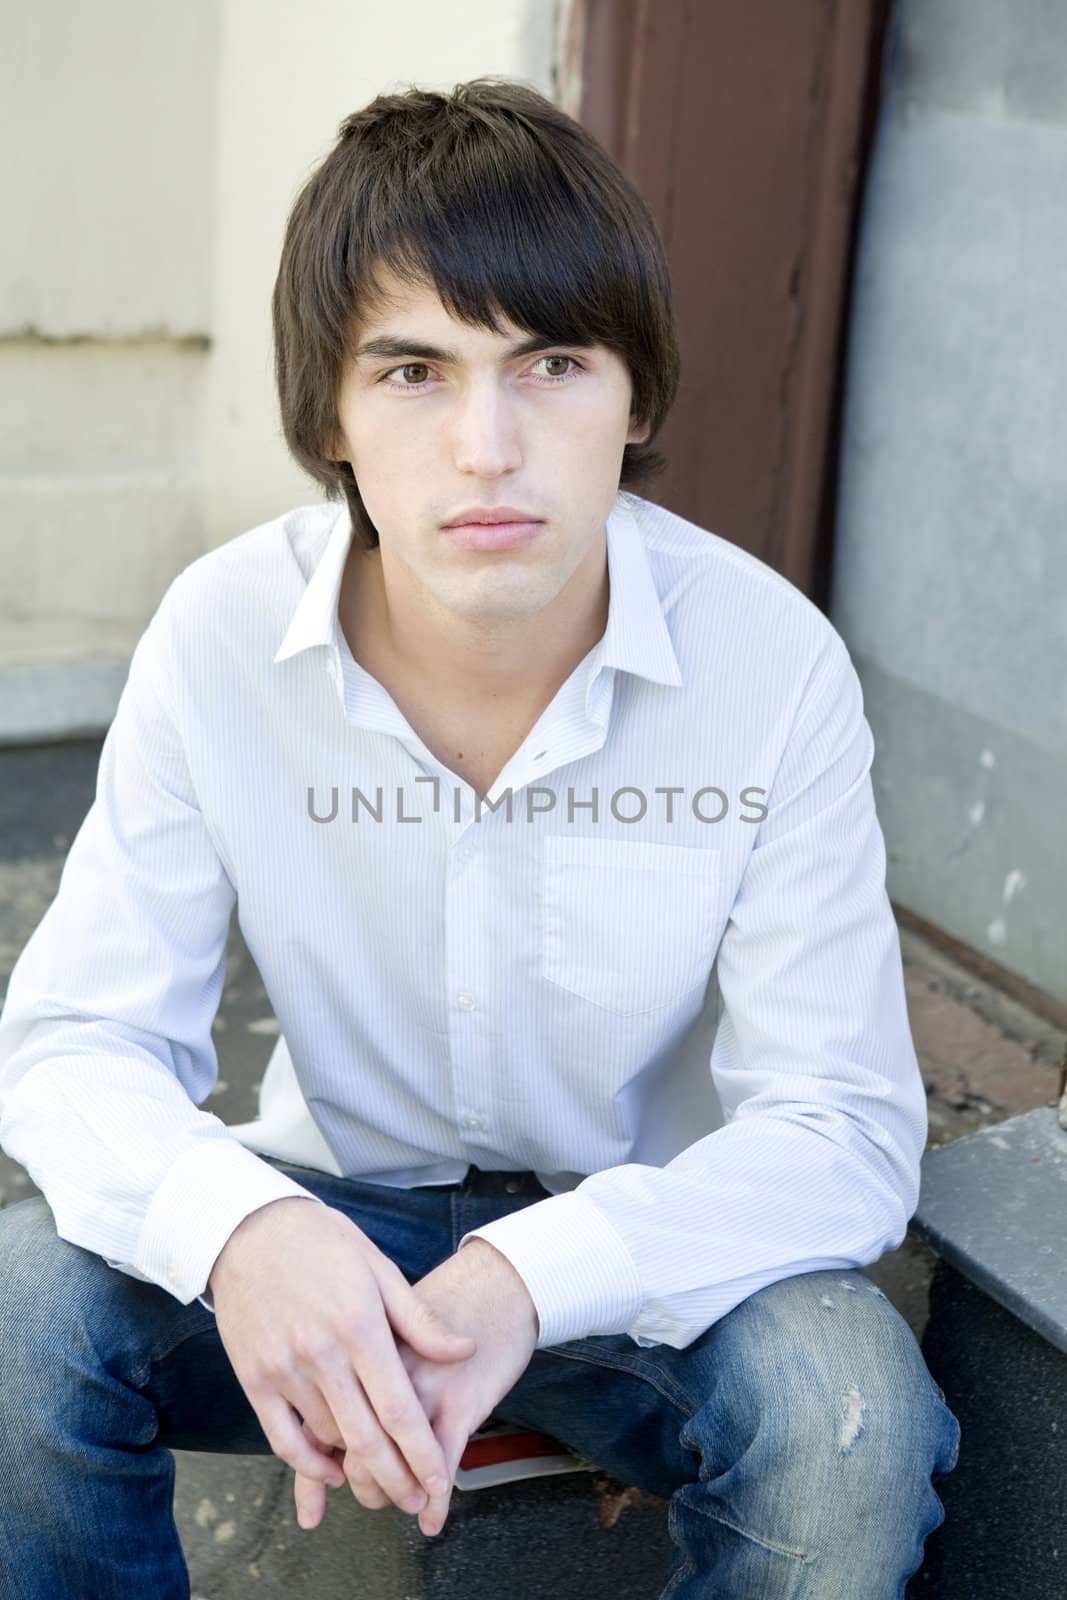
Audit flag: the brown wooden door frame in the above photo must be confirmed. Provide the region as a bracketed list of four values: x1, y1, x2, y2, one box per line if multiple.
[561, 0, 892, 608]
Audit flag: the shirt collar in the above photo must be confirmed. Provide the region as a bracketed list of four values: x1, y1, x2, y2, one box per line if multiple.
[596, 492, 683, 687]
[272, 491, 683, 688]
[272, 503, 353, 666]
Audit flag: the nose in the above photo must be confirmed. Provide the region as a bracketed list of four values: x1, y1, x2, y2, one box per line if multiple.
[450, 383, 522, 478]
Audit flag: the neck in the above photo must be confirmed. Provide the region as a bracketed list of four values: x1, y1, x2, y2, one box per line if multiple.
[342, 542, 610, 710]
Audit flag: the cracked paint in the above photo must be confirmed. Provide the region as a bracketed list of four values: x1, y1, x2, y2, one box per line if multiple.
[838, 1387, 866, 1452]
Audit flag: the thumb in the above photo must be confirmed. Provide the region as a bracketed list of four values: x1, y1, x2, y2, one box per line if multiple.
[387, 1284, 477, 1361]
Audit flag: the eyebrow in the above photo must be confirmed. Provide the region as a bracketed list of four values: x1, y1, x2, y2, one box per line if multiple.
[352, 333, 590, 365]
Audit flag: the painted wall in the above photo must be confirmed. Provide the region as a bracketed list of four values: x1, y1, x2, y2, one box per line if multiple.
[0, 0, 562, 738]
[0, 1, 219, 736]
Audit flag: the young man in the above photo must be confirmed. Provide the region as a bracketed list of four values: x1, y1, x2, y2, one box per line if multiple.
[0, 77, 959, 1595]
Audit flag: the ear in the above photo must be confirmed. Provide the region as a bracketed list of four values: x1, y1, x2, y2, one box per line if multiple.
[626, 416, 652, 446]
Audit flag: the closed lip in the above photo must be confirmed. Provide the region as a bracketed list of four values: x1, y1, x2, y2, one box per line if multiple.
[442, 506, 544, 527]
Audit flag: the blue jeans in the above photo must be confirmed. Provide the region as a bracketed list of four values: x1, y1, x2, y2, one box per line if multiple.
[0, 1158, 959, 1597]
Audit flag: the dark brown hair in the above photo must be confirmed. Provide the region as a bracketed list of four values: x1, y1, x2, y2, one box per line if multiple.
[272, 75, 680, 550]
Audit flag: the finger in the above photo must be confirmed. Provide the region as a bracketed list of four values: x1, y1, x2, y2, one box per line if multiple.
[317, 1361, 432, 1514]
[314, 1423, 396, 1514]
[296, 1382, 425, 1518]
[294, 1470, 327, 1530]
[310, 1431, 404, 1516]
[419, 1412, 467, 1537]
[295, 1420, 339, 1531]
[254, 1387, 350, 1486]
[327, 1335, 452, 1502]
[378, 1270, 477, 1363]
[291, 1374, 425, 1513]
[297, 1425, 394, 1518]
[342, 1447, 398, 1511]
[295, 1399, 344, 1456]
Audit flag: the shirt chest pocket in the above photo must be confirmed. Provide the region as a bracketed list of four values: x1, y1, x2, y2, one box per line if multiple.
[540, 835, 722, 1016]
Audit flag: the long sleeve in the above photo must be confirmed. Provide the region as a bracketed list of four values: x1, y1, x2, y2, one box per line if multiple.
[459, 629, 926, 1351]
[0, 573, 325, 1309]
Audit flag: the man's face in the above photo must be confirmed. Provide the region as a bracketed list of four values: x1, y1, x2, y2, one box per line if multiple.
[332, 267, 650, 628]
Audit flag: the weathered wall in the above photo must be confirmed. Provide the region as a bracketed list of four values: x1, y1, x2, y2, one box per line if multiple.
[832, 0, 1067, 1003]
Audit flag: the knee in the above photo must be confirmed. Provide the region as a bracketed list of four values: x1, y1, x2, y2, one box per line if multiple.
[680, 1270, 959, 1486]
[1, 1191, 64, 1292]
[0, 1193, 68, 1298]
[0, 1201, 68, 1421]
[0, 1196, 183, 1477]
[0, 1197, 118, 1380]
[670, 1277, 961, 1579]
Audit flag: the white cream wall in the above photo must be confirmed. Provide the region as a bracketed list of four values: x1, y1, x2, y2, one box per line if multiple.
[2, 5, 218, 337]
[0, 0, 220, 739]
[0, 0, 564, 741]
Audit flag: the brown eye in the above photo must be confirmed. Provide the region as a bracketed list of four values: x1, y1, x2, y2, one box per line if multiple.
[532, 355, 584, 384]
[379, 363, 436, 392]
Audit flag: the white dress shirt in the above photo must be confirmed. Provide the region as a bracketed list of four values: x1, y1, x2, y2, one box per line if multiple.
[0, 489, 926, 1350]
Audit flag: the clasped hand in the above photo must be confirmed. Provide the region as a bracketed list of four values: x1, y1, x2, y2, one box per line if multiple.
[294, 1236, 539, 1536]
[208, 1198, 539, 1545]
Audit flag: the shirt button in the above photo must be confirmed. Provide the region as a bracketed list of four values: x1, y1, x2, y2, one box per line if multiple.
[456, 991, 477, 1010]
[461, 1114, 485, 1132]
[457, 845, 474, 863]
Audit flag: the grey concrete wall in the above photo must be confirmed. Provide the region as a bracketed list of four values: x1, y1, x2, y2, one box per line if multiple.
[831, 0, 1067, 1004]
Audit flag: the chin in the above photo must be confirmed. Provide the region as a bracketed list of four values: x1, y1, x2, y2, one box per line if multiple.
[453, 587, 553, 623]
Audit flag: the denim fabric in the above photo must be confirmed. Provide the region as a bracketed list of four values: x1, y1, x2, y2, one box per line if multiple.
[0, 1158, 960, 1597]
